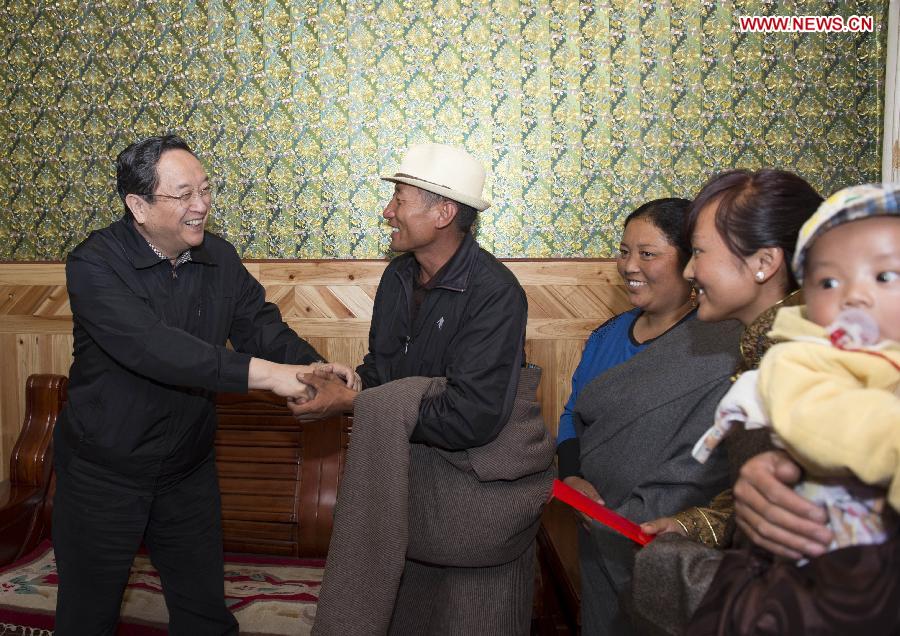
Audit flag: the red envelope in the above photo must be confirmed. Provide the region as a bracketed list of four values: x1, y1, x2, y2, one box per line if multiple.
[551, 479, 655, 546]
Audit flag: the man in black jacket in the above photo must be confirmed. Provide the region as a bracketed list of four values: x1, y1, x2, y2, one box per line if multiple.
[292, 142, 527, 448]
[291, 143, 532, 630]
[53, 135, 356, 635]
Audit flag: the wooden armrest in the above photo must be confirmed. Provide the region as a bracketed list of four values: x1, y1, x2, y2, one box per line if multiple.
[11, 374, 66, 487]
[0, 374, 68, 564]
[0, 482, 53, 564]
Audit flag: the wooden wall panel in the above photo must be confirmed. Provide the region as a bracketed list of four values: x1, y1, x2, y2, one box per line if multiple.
[0, 260, 630, 482]
[0, 333, 19, 480]
[525, 339, 586, 436]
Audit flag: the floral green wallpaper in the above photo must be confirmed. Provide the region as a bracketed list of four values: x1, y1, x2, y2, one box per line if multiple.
[0, 0, 887, 260]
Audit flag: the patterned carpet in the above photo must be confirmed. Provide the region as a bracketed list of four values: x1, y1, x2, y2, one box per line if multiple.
[0, 541, 323, 635]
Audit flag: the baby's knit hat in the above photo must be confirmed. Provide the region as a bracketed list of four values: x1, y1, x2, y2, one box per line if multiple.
[793, 183, 900, 284]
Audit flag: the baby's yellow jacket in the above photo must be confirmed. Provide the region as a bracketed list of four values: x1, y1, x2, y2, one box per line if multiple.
[759, 306, 900, 512]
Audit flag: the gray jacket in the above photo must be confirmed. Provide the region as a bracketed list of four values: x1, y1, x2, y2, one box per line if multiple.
[573, 316, 742, 635]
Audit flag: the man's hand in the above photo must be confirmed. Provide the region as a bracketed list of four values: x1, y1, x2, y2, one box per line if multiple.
[734, 450, 833, 559]
[640, 516, 688, 537]
[287, 369, 358, 420]
[563, 476, 605, 529]
[248, 358, 314, 400]
[314, 362, 362, 391]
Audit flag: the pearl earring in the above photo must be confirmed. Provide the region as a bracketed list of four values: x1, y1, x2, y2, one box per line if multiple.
[755, 271, 765, 282]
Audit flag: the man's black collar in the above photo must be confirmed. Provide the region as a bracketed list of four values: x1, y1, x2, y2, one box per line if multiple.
[396, 232, 479, 293]
[113, 213, 215, 269]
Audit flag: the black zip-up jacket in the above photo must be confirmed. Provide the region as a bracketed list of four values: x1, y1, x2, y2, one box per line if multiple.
[357, 233, 527, 450]
[55, 215, 321, 487]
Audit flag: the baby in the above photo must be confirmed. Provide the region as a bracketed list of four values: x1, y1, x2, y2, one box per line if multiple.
[693, 183, 900, 554]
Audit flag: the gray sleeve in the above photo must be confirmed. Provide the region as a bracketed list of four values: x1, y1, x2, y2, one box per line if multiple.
[613, 377, 734, 524]
[627, 534, 724, 635]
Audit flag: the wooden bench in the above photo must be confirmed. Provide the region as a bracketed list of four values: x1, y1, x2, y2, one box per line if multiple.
[0, 374, 577, 633]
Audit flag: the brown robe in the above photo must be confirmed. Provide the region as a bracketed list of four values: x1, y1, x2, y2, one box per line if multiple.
[312, 367, 555, 636]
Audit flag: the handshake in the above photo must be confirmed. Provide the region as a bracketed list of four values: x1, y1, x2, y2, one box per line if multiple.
[248, 358, 361, 420]
[290, 362, 362, 402]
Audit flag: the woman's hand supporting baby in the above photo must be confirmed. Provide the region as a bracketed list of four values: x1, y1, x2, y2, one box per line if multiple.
[734, 450, 833, 560]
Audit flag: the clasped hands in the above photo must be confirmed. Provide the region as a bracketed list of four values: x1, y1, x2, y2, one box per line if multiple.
[251, 358, 360, 420]
[286, 362, 360, 420]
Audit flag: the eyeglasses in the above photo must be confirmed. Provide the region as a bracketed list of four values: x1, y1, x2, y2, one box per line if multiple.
[141, 184, 214, 206]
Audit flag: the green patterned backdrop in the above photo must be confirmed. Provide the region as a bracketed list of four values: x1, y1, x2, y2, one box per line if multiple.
[0, 0, 888, 260]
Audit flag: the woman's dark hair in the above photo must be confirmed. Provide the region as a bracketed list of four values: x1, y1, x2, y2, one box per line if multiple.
[116, 134, 196, 214]
[686, 169, 822, 290]
[624, 197, 693, 268]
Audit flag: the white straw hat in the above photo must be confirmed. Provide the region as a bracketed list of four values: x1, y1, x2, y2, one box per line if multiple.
[381, 143, 491, 211]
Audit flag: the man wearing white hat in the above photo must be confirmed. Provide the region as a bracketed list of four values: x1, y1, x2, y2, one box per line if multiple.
[293, 141, 527, 452]
[292, 143, 554, 635]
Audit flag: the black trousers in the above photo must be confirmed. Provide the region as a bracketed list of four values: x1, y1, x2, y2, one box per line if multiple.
[52, 453, 238, 636]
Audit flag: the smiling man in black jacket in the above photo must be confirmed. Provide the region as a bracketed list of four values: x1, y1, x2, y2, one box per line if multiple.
[53, 135, 357, 635]
[291, 143, 536, 632]
[293, 142, 527, 448]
